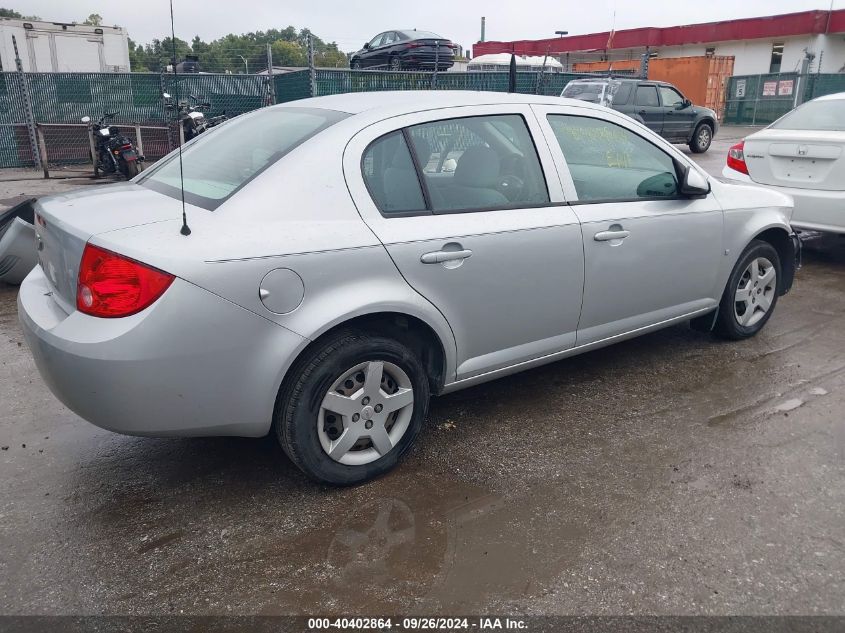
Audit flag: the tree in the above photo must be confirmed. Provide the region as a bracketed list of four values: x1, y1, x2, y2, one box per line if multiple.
[271, 40, 306, 67]
[82, 13, 103, 26]
[0, 7, 40, 19]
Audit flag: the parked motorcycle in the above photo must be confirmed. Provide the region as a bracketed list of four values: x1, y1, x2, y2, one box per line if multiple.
[81, 113, 142, 180]
[163, 92, 228, 142]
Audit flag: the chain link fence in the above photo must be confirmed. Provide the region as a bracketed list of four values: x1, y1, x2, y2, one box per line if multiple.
[723, 72, 845, 125]
[6, 66, 626, 179]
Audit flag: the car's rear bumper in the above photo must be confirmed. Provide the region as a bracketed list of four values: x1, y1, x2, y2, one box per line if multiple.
[722, 166, 845, 234]
[18, 265, 307, 437]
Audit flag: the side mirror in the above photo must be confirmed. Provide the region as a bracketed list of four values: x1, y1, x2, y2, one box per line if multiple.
[680, 165, 710, 198]
[81, 116, 91, 123]
[363, 42, 370, 49]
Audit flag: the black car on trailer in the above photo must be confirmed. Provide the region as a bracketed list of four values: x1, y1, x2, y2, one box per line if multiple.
[350, 30, 456, 71]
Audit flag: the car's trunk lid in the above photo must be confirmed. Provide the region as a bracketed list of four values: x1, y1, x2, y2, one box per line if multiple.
[33, 183, 196, 311]
[744, 129, 845, 191]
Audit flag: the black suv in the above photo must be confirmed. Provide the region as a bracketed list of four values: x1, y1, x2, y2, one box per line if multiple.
[561, 78, 718, 153]
[350, 30, 455, 71]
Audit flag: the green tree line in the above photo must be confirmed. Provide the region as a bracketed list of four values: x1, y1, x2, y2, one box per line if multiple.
[129, 27, 348, 73]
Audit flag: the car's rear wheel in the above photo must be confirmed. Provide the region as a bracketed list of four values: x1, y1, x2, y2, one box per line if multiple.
[689, 122, 713, 153]
[275, 331, 429, 485]
[714, 240, 781, 340]
[389, 55, 401, 71]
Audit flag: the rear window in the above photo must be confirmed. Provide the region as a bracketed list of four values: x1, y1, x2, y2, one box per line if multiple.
[771, 99, 845, 132]
[139, 107, 348, 210]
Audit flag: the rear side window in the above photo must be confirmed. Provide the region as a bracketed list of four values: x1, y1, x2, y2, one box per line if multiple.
[547, 114, 679, 202]
[614, 82, 634, 105]
[362, 131, 426, 214]
[140, 107, 347, 210]
[635, 85, 659, 107]
[362, 114, 549, 215]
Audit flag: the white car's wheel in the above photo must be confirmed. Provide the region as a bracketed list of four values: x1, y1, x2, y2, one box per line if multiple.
[275, 331, 429, 485]
[715, 240, 781, 339]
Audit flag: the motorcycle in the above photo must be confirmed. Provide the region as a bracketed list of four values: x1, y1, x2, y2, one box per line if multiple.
[81, 112, 142, 180]
[163, 92, 228, 143]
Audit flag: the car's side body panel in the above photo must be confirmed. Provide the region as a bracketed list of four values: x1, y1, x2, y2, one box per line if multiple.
[342, 103, 586, 381]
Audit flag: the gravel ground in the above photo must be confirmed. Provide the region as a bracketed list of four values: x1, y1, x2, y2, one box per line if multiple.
[0, 127, 843, 616]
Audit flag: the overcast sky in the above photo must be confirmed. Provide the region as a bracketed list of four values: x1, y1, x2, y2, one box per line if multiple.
[16, 0, 842, 53]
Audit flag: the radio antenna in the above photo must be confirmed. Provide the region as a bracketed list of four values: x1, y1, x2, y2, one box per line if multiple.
[169, 0, 191, 236]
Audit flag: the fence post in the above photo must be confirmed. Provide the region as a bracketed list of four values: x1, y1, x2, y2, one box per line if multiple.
[87, 124, 97, 176]
[134, 123, 144, 160]
[751, 75, 761, 126]
[431, 43, 439, 89]
[266, 43, 276, 105]
[36, 125, 49, 179]
[307, 34, 316, 98]
[12, 36, 42, 172]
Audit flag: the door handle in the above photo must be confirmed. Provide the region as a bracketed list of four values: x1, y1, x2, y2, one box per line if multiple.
[420, 249, 473, 264]
[594, 230, 630, 242]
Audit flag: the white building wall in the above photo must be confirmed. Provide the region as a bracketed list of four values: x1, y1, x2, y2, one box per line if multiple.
[568, 34, 845, 77]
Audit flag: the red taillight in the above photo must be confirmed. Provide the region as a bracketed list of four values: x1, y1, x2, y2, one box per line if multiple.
[76, 243, 174, 318]
[121, 143, 132, 149]
[727, 140, 749, 175]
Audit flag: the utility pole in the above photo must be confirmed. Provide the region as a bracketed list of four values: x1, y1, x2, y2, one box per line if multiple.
[237, 54, 248, 74]
[12, 35, 41, 171]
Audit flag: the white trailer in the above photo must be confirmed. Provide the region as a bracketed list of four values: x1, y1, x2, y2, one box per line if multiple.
[0, 18, 130, 73]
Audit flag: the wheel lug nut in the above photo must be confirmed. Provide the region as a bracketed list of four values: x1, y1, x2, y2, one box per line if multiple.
[365, 420, 373, 429]
[362, 397, 370, 405]
[352, 413, 360, 422]
[374, 404, 383, 413]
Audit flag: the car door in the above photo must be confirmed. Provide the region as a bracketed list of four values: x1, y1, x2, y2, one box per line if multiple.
[533, 104, 723, 346]
[345, 105, 585, 381]
[363, 33, 386, 67]
[659, 85, 696, 142]
[633, 84, 664, 135]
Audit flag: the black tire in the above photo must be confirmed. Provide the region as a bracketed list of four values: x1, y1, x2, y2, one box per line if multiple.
[274, 331, 430, 486]
[389, 55, 401, 71]
[689, 122, 713, 153]
[351, 59, 360, 70]
[122, 160, 139, 180]
[714, 240, 781, 340]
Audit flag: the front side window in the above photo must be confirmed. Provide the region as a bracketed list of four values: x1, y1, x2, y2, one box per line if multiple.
[547, 114, 679, 202]
[635, 85, 659, 107]
[368, 33, 385, 48]
[659, 86, 685, 108]
[140, 107, 347, 210]
[361, 114, 549, 215]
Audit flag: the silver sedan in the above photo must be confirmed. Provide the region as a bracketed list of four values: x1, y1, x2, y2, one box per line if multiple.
[18, 91, 799, 485]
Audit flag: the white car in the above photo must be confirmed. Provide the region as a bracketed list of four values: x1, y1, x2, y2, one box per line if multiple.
[723, 92, 845, 234]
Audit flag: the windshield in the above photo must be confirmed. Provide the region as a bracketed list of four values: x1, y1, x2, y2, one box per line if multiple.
[140, 107, 349, 210]
[771, 99, 845, 132]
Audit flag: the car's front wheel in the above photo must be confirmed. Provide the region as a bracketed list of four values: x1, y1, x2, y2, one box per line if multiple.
[275, 331, 429, 485]
[689, 122, 713, 153]
[714, 240, 781, 339]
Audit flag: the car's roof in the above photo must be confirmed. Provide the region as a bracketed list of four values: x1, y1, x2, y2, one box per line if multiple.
[814, 92, 845, 101]
[397, 29, 443, 39]
[569, 77, 672, 86]
[279, 90, 605, 116]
